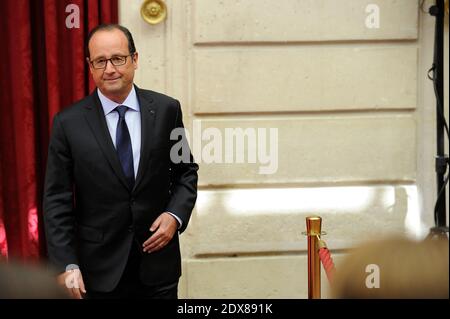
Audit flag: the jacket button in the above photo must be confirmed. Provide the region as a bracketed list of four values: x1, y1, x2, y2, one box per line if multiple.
[128, 226, 134, 233]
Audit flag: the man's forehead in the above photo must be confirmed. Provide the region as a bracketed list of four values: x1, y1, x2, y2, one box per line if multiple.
[88, 29, 129, 57]
[89, 29, 128, 48]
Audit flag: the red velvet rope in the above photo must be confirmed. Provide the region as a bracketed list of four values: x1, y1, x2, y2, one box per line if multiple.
[318, 247, 336, 284]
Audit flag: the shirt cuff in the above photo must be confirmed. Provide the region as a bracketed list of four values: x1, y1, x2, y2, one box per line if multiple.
[65, 264, 79, 272]
[167, 212, 182, 229]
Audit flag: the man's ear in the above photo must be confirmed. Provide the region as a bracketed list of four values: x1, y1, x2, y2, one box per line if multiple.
[132, 52, 138, 70]
[86, 57, 93, 74]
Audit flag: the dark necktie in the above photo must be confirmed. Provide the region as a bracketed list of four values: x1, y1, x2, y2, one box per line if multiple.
[115, 105, 135, 189]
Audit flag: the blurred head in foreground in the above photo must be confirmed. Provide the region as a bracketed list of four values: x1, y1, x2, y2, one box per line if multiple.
[0, 260, 69, 299]
[331, 236, 449, 299]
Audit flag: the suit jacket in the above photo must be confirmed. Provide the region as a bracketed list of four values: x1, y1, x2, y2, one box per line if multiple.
[43, 85, 198, 292]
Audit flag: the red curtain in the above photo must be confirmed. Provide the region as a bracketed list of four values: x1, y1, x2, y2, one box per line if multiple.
[0, 0, 118, 261]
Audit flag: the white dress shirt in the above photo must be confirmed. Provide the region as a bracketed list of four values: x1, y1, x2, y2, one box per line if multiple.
[97, 87, 182, 228]
[98, 86, 141, 177]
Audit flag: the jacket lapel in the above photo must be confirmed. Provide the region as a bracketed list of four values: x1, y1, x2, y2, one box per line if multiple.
[133, 86, 156, 193]
[83, 90, 131, 191]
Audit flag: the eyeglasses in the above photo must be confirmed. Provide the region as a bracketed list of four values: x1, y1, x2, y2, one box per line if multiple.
[89, 54, 135, 69]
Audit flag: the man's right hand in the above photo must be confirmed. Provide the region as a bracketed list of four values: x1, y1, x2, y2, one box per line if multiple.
[57, 268, 86, 299]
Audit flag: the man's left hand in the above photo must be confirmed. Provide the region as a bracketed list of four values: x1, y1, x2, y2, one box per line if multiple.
[142, 212, 178, 253]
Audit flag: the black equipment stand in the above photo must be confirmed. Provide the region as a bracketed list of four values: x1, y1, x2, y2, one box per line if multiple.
[428, 0, 449, 238]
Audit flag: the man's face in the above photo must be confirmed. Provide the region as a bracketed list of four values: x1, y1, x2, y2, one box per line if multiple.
[87, 29, 138, 99]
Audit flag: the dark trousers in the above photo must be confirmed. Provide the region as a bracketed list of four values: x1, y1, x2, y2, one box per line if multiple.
[86, 240, 178, 299]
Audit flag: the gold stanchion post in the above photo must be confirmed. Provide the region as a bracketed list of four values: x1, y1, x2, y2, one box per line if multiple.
[306, 216, 322, 299]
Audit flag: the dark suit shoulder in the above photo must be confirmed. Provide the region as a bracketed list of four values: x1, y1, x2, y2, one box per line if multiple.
[56, 94, 95, 122]
[136, 87, 179, 110]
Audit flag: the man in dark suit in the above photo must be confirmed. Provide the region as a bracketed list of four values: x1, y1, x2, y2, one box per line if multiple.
[43, 24, 198, 299]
